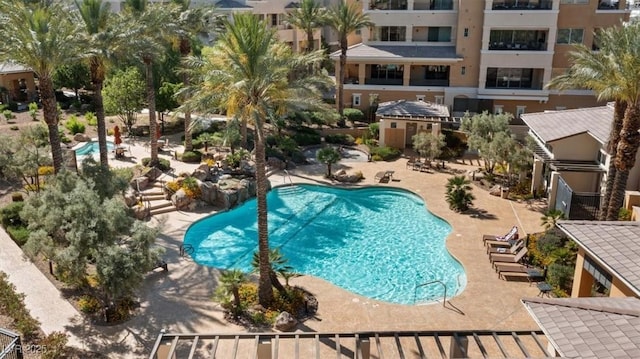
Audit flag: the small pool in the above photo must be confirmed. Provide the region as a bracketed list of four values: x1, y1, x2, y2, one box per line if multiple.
[184, 185, 466, 305]
[74, 141, 115, 157]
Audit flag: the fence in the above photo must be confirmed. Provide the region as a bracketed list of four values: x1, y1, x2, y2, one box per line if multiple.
[0, 328, 23, 359]
[554, 176, 601, 220]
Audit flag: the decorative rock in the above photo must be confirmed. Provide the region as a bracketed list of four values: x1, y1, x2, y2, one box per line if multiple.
[334, 169, 346, 176]
[237, 184, 249, 204]
[130, 176, 149, 191]
[219, 174, 233, 181]
[199, 181, 218, 205]
[171, 188, 192, 210]
[124, 189, 138, 207]
[132, 205, 147, 220]
[267, 157, 286, 170]
[74, 133, 91, 142]
[274, 312, 297, 332]
[192, 168, 208, 181]
[489, 185, 502, 197]
[213, 152, 226, 162]
[143, 167, 163, 181]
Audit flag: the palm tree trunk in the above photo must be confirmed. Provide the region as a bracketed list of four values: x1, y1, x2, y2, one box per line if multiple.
[337, 36, 347, 117]
[94, 81, 108, 167]
[327, 163, 332, 177]
[607, 104, 640, 220]
[254, 123, 274, 307]
[183, 69, 193, 152]
[306, 29, 314, 52]
[599, 100, 626, 220]
[232, 287, 241, 318]
[241, 118, 248, 149]
[269, 270, 287, 296]
[39, 76, 64, 173]
[144, 56, 159, 166]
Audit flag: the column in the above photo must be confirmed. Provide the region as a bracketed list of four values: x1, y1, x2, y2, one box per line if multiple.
[531, 159, 543, 195]
[432, 122, 441, 137]
[571, 249, 594, 298]
[403, 64, 411, 86]
[548, 171, 560, 210]
[358, 63, 366, 85]
[407, 0, 414, 10]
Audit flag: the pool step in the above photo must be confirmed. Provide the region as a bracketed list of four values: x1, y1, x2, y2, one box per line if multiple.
[277, 185, 305, 195]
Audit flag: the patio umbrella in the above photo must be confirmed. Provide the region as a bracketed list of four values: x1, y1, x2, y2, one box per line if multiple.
[114, 126, 122, 145]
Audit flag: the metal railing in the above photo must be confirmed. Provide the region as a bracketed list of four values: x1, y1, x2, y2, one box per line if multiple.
[283, 169, 294, 186]
[414, 280, 447, 307]
[149, 330, 551, 359]
[0, 328, 23, 359]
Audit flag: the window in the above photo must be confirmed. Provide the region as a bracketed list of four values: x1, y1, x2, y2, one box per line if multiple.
[390, 122, 397, 128]
[597, 150, 606, 165]
[271, 14, 278, 26]
[464, 28, 469, 37]
[584, 256, 612, 291]
[355, 29, 361, 35]
[486, 68, 535, 89]
[416, 95, 425, 102]
[375, 26, 406, 41]
[371, 64, 404, 80]
[494, 105, 504, 115]
[516, 106, 526, 119]
[461, 66, 466, 75]
[427, 27, 452, 42]
[560, 0, 589, 3]
[557, 28, 584, 44]
[489, 30, 547, 50]
[352, 94, 361, 106]
[435, 96, 444, 105]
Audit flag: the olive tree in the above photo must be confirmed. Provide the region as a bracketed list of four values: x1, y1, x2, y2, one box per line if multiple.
[412, 132, 445, 163]
[103, 67, 146, 135]
[460, 111, 518, 174]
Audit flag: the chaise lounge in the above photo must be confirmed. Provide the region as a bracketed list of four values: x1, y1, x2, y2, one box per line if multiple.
[490, 246, 528, 268]
[483, 226, 518, 246]
[374, 170, 394, 183]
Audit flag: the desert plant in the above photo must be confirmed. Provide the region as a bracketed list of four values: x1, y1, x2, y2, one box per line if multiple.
[3, 109, 14, 122]
[85, 112, 97, 126]
[445, 175, 474, 212]
[65, 115, 85, 134]
[141, 157, 171, 171]
[316, 146, 341, 177]
[41, 332, 69, 359]
[619, 207, 632, 221]
[325, 133, 355, 145]
[28, 102, 38, 121]
[216, 269, 247, 318]
[541, 209, 565, 230]
[343, 108, 364, 123]
[368, 146, 400, 161]
[181, 150, 202, 163]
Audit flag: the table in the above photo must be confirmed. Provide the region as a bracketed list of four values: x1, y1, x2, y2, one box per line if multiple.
[526, 268, 545, 285]
[537, 282, 552, 297]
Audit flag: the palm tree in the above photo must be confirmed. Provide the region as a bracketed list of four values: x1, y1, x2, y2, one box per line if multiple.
[546, 25, 633, 220]
[218, 269, 247, 318]
[0, 1, 80, 173]
[75, 0, 114, 167]
[251, 248, 289, 296]
[285, 0, 326, 52]
[120, 0, 178, 167]
[317, 146, 341, 177]
[445, 175, 474, 212]
[540, 209, 565, 230]
[182, 13, 329, 307]
[326, 1, 373, 116]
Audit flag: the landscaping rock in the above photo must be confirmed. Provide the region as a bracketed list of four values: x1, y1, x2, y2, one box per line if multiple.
[172, 188, 192, 210]
[73, 133, 91, 142]
[274, 311, 297, 332]
[143, 167, 163, 181]
[489, 184, 502, 197]
[213, 152, 226, 162]
[200, 181, 218, 204]
[240, 160, 255, 175]
[131, 176, 149, 191]
[132, 205, 147, 220]
[124, 189, 138, 207]
[267, 157, 286, 170]
[192, 165, 209, 181]
[335, 171, 363, 183]
[237, 183, 249, 204]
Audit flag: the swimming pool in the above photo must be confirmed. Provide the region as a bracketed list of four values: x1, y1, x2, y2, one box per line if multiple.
[184, 185, 466, 305]
[75, 141, 115, 157]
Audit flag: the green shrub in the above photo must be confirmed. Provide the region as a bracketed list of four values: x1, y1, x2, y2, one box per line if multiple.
[368, 123, 379, 139]
[371, 154, 383, 161]
[265, 146, 285, 161]
[225, 149, 250, 168]
[181, 150, 202, 163]
[41, 332, 69, 359]
[290, 150, 307, 164]
[60, 134, 71, 144]
[292, 131, 321, 146]
[112, 167, 134, 183]
[343, 108, 364, 122]
[141, 157, 171, 171]
[548, 263, 574, 292]
[536, 231, 564, 258]
[368, 146, 401, 161]
[85, 112, 97, 126]
[78, 295, 101, 314]
[9, 125, 18, 131]
[619, 208, 632, 221]
[7, 226, 29, 247]
[325, 133, 355, 145]
[0, 202, 25, 228]
[0, 272, 40, 338]
[65, 115, 85, 134]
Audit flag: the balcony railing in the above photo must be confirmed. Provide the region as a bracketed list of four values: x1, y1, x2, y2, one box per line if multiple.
[489, 42, 547, 51]
[485, 83, 544, 90]
[492, 1, 553, 10]
[409, 79, 450, 86]
[413, 0, 453, 10]
[365, 78, 404, 85]
[598, 2, 620, 10]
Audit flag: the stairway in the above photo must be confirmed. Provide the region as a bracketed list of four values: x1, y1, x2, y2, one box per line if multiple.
[139, 181, 178, 217]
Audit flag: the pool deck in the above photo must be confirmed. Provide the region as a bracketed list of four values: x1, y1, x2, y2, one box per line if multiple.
[2, 139, 550, 357]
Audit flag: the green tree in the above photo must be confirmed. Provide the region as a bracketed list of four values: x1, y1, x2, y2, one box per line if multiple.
[52, 61, 91, 101]
[182, 13, 330, 307]
[412, 132, 445, 162]
[316, 146, 341, 177]
[28, 102, 39, 121]
[103, 67, 146, 134]
[223, 118, 242, 154]
[547, 23, 640, 221]
[541, 209, 565, 230]
[285, 0, 326, 52]
[121, 0, 179, 166]
[216, 269, 247, 318]
[251, 249, 288, 296]
[445, 175, 474, 212]
[0, 126, 52, 193]
[326, 1, 373, 116]
[0, 1, 81, 173]
[460, 111, 514, 174]
[75, 0, 117, 167]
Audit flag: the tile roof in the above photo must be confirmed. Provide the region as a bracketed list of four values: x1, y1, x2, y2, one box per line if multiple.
[522, 297, 640, 359]
[520, 104, 613, 144]
[329, 43, 460, 60]
[214, 0, 252, 8]
[376, 100, 450, 118]
[556, 221, 640, 295]
[0, 62, 30, 74]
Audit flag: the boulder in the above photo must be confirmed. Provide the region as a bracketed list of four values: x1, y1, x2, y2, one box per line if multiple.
[213, 152, 226, 162]
[334, 169, 346, 176]
[200, 181, 218, 205]
[132, 205, 147, 220]
[240, 160, 255, 175]
[274, 311, 297, 332]
[143, 167, 163, 181]
[237, 184, 249, 204]
[267, 157, 286, 170]
[171, 188, 192, 210]
[489, 184, 502, 197]
[73, 133, 91, 142]
[192, 167, 209, 181]
[215, 189, 231, 209]
[131, 176, 149, 191]
[124, 189, 138, 207]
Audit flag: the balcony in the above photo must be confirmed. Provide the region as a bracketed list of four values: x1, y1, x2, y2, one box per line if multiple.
[488, 42, 547, 51]
[365, 78, 404, 85]
[409, 79, 450, 86]
[414, 0, 453, 10]
[492, 0, 552, 10]
[485, 68, 544, 90]
[369, 0, 408, 10]
[598, 1, 621, 10]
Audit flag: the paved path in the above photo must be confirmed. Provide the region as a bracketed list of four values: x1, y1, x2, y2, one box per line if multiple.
[0, 228, 83, 348]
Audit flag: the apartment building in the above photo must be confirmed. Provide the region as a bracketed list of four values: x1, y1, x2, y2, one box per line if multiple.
[331, 0, 630, 122]
[106, 0, 321, 52]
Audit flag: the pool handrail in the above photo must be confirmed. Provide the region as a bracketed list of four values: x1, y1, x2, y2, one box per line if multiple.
[414, 280, 447, 307]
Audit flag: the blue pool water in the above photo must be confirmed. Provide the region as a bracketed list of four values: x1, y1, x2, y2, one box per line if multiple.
[75, 141, 115, 157]
[184, 185, 466, 305]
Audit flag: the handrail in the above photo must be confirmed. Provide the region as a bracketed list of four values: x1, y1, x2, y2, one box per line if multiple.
[283, 169, 294, 186]
[414, 280, 447, 307]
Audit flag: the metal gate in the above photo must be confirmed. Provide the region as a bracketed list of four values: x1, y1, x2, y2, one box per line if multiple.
[555, 176, 601, 220]
[0, 328, 23, 359]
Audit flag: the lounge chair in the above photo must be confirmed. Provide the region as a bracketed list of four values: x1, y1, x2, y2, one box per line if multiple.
[490, 246, 528, 267]
[486, 239, 523, 254]
[374, 171, 394, 183]
[406, 157, 416, 169]
[483, 226, 518, 246]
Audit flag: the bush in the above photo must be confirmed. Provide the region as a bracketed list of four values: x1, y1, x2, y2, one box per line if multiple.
[547, 263, 574, 292]
[38, 166, 55, 176]
[182, 177, 201, 199]
[265, 146, 285, 161]
[368, 146, 401, 161]
[181, 150, 202, 163]
[112, 167, 134, 183]
[65, 115, 85, 134]
[141, 157, 171, 171]
[7, 226, 29, 246]
[85, 112, 97, 126]
[0, 272, 40, 339]
[1, 202, 25, 228]
[325, 133, 355, 145]
[9, 125, 18, 131]
[41, 332, 69, 359]
[371, 154, 383, 161]
[78, 295, 101, 314]
[343, 108, 364, 123]
[619, 208, 632, 221]
[290, 151, 307, 164]
[225, 149, 250, 168]
[536, 231, 564, 258]
[292, 131, 321, 146]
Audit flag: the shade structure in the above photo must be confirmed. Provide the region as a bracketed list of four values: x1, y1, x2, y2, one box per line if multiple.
[114, 126, 122, 145]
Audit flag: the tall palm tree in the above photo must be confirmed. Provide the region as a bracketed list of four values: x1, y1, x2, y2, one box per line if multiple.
[326, 1, 372, 116]
[75, 0, 114, 167]
[182, 13, 330, 307]
[547, 23, 640, 220]
[120, 0, 178, 166]
[0, 1, 80, 173]
[285, 0, 326, 53]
